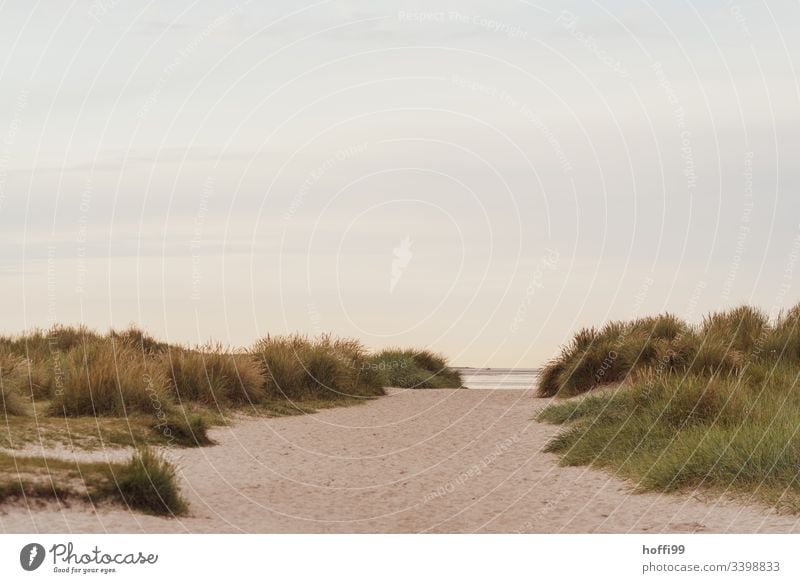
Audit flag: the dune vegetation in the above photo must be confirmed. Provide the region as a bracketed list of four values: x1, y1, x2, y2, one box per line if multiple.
[0, 324, 460, 515]
[253, 334, 386, 401]
[0, 447, 187, 516]
[110, 447, 188, 516]
[366, 348, 463, 389]
[537, 304, 800, 510]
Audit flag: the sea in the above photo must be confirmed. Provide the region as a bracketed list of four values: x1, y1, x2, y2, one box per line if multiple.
[454, 368, 540, 390]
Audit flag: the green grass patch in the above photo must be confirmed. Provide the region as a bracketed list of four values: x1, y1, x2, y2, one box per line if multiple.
[367, 348, 463, 388]
[538, 363, 800, 511]
[538, 314, 684, 397]
[538, 305, 800, 398]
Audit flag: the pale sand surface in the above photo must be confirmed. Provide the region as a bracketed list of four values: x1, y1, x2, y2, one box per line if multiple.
[2, 388, 799, 533]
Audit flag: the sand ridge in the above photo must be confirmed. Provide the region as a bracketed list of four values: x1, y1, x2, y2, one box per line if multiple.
[2, 388, 799, 533]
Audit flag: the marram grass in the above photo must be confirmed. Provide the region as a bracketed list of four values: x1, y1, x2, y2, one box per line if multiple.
[538, 303, 800, 511]
[0, 324, 461, 515]
[367, 348, 463, 389]
[107, 447, 188, 516]
[0, 448, 188, 517]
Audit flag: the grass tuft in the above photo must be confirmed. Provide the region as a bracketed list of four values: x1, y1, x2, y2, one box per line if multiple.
[252, 334, 385, 400]
[163, 346, 266, 407]
[149, 410, 213, 447]
[49, 342, 172, 417]
[107, 447, 187, 516]
[0, 354, 31, 416]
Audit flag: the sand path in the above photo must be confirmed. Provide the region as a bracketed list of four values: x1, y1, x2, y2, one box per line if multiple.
[2, 388, 799, 533]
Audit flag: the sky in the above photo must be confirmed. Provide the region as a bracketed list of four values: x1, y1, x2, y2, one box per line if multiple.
[0, 0, 798, 367]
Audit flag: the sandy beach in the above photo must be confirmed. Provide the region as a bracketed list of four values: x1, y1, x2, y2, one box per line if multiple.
[2, 388, 799, 533]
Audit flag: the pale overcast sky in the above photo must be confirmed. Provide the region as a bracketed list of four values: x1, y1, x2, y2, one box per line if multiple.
[0, 1, 798, 366]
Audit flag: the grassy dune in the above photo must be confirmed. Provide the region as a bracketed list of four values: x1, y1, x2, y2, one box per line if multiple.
[367, 348, 463, 388]
[538, 304, 800, 510]
[0, 325, 460, 515]
[253, 334, 386, 401]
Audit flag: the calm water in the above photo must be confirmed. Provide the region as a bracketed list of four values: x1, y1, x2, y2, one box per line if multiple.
[454, 368, 540, 390]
